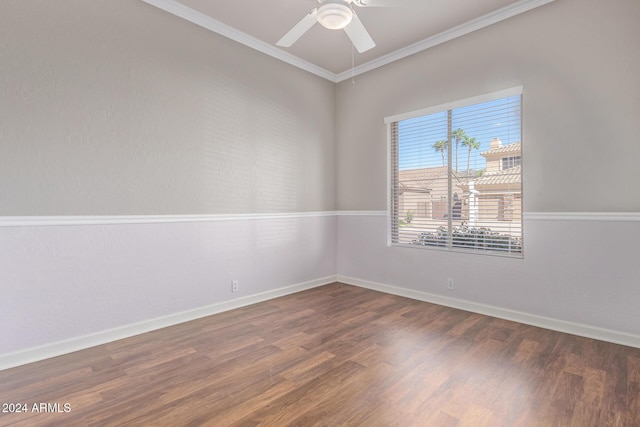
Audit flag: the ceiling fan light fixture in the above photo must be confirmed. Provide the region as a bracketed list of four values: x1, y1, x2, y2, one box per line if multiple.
[317, 1, 353, 30]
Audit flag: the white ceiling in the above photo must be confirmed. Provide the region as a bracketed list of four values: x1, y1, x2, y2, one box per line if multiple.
[142, 0, 555, 82]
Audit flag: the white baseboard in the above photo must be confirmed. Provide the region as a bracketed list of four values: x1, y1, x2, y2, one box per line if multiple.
[5, 273, 638, 371]
[337, 275, 640, 349]
[0, 276, 337, 371]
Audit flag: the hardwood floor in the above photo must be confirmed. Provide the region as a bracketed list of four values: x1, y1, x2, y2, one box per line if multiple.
[1, 283, 639, 426]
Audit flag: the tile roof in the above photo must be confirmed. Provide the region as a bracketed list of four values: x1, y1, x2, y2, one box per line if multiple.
[471, 165, 521, 186]
[481, 142, 521, 156]
[399, 167, 474, 194]
[398, 166, 448, 189]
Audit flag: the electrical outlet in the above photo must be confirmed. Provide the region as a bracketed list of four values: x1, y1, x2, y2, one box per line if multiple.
[231, 280, 239, 293]
[447, 278, 455, 290]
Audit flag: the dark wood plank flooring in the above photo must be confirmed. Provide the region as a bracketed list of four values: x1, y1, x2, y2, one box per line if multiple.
[1, 283, 639, 426]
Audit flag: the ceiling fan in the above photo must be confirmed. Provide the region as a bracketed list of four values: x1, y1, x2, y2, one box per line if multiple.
[276, 0, 416, 53]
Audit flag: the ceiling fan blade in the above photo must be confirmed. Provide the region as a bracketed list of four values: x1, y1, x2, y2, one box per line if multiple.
[355, 0, 423, 6]
[344, 12, 375, 53]
[276, 9, 318, 47]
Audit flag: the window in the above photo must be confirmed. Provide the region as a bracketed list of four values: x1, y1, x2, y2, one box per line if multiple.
[502, 156, 521, 170]
[386, 87, 523, 257]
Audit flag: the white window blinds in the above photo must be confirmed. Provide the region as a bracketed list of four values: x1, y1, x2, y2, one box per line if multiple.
[387, 88, 523, 257]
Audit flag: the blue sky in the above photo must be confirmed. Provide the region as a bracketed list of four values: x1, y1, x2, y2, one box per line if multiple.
[398, 95, 521, 171]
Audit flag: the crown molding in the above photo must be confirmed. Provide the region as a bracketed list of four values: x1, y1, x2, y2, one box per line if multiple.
[140, 0, 337, 82]
[334, 0, 556, 82]
[142, 0, 555, 84]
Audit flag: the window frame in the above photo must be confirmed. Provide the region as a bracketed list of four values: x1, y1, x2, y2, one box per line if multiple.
[385, 87, 524, 258]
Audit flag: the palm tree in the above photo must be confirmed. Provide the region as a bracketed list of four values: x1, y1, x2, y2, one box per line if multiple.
[461, 136, 480, 176]
[452, 128, 467, 172]
[432, 140, 448, 166]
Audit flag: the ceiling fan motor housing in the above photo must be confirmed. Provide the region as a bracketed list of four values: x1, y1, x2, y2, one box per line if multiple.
[317, 0, 353, 29]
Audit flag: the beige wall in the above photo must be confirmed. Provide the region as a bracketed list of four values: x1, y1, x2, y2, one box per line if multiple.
[485, 154, 518, 174]
[0, 0, 336, 215]
[336, 0, 640, 212]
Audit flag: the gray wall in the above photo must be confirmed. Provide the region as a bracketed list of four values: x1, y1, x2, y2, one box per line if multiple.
[0, 0, 336, 215]
[335, 0, 640, 344]
[336, 0, 640, 212]
[4, 0, 636, 215]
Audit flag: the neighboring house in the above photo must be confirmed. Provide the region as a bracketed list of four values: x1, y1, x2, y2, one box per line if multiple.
[462, 138, 522, 225]
[397, 166, 464, 221]
[482, 139, 522, 174]
[398, 138, 521, 225]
